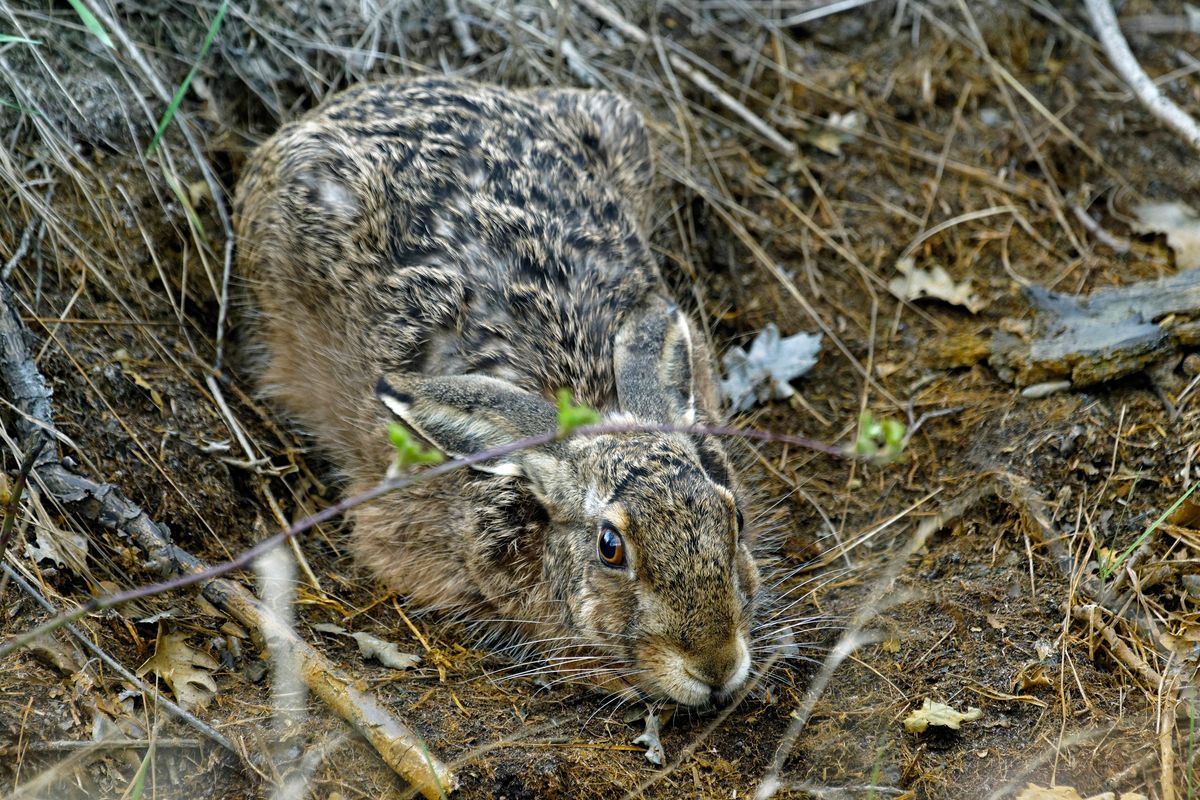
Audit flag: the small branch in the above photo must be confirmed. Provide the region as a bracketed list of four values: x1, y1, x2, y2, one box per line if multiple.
[1071, 604, 1164, 690]
[1086, 0, 1200, 152]
[445, 0, 480, 58]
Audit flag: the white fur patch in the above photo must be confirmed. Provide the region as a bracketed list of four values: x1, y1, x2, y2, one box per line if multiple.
[316, 176, 357, 218]
[723, 636, 751, 695]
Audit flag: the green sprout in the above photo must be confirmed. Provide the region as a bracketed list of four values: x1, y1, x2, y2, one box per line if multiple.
[556, 389, 600, 438]
[387, 422, 444, 472]
[855, 412, 907, 464]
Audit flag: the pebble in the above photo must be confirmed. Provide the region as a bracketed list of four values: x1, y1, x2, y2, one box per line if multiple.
[1021, 380, 1072, 399]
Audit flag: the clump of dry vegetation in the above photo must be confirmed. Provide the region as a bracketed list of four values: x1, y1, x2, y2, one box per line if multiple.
[2, 0, 1200, 798]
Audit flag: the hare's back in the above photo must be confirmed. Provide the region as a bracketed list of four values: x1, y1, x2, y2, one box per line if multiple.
[236, 78, 662, 405]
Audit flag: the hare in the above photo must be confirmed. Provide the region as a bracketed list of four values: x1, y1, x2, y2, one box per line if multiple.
[234, 78, 766, 707]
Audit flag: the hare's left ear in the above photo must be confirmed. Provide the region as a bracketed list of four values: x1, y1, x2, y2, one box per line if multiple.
[613, 299, 696, 425]
[376, 374, 558, 477]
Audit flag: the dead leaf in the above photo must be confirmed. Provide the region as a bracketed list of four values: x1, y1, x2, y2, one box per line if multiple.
[890, 257, 986, 313]
[111, 349, 164, 413]
[137, 630, 218, 710]
[1016, 786, 1146, 800]
[1011, 662, 1053, 693]
[25, 524, 88, 571]
[1132, 201, 1200, 269]
[903, 699, 982, 733]
[720, 323, 821, 412]
[807, 110, 863, 156]
[350, 631, 420, 670]
[1168, 497, 1200, 529]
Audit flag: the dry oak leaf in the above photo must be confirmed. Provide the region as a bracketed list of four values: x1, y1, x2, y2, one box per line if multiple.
[903, 698, 982, 733]
[137, 631, 218, 710]
[890, 257, 986, 313]
[1132, 201, 1200, 270]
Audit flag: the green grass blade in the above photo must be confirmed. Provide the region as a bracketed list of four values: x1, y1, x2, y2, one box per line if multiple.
[0, 98, 41, 115]
[1101, 478, 1200, 579]
[66, 0, 114, 48]
[0, 35, 41, 45]
[147, 0, 229, 155]
[124, 742, 153, 800]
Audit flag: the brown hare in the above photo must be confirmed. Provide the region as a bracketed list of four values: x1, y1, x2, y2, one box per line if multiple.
[235, 78, 770, 707]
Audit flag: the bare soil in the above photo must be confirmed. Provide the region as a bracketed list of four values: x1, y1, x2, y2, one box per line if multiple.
[1, 1, 1197, 798]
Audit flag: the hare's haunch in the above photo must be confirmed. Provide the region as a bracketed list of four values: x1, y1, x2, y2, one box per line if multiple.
[235, 79, 765, 706]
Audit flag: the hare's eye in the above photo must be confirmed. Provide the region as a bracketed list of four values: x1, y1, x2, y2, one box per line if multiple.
[597, 525, 626, 568]
[735, 508, 745, 537]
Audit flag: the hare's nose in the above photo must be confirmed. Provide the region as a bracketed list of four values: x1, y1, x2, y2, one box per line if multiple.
[684, 636, 751, 699]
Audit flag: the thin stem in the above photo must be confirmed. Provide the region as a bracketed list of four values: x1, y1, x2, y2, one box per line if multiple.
[0, 420, 845, 658]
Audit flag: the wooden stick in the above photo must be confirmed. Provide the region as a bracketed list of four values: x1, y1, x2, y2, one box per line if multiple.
[1086, 0, 1200, 152]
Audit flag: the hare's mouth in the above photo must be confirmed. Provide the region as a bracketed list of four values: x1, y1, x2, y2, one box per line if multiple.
[639, 636, 752, 707]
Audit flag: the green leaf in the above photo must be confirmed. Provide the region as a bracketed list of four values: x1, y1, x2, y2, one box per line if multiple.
[0, 35, 41, 45]
[66, 0, 114, 48]
[556, 389, 600, 437]
[854, 412, 907, 464]
[147, 0, 229, 155]
[387, 422, 444, 472]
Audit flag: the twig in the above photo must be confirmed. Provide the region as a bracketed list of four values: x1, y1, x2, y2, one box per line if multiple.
[574, 0, 798, 156]
[780, 0, 881, 27]
[2, 214, 39, 282]
[0, 737, 207, 753]
[1071, 604, 1163, 688]
[1, 563, 236, 755]
[1085, 0, 1200, 152]
[445, 0, 480, 58]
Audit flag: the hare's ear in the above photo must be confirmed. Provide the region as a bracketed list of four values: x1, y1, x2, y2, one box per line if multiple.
[376, 374, 559, 478]
[613, 299, 696, 425]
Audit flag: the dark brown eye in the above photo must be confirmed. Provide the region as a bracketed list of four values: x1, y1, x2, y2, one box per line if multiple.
[597, 524, 626, 567]
[735, 508, 745, 536]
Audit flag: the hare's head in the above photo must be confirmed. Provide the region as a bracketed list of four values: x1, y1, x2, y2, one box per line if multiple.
[377, 299, 762, 707]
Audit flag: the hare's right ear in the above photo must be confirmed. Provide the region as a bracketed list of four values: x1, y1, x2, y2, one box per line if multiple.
[613, 299, 697, 425]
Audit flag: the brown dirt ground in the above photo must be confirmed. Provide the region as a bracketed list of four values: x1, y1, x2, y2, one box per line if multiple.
[1, 1, 1198, 798]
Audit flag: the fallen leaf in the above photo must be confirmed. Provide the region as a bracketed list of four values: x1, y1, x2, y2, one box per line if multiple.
[350, 631, 420, 670]
[1168, 497, 1200, 529]
[720, 323, 821, 412]
[807, 110, 863, 156]
[1132, 201, 1200, 269]
[890, 257, 986, 313]
[313, 623, 420, 669]
[25, 525, 88, 572]
[903, 698, 982, 733]
[1016, 785, 1146, 800]
[111, 348, 164, 413]
[137, 630, 218, 710]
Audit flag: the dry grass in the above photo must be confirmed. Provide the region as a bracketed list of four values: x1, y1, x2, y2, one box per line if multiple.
[1, 0, 1199, 797]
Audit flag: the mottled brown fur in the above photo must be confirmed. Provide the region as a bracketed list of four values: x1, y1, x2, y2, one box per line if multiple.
[235, 78, 766, 705]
